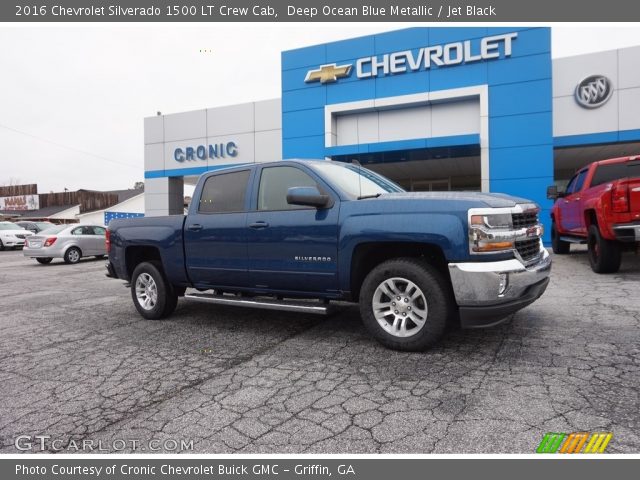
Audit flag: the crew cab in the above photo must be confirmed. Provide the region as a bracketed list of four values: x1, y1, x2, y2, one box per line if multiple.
[106, 160, 551, 351]
[547, 155, 640, 273]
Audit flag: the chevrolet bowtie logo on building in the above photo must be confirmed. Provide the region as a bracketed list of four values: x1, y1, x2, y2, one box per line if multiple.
[304, 63, 353, 84]
[536, 432, 613, 454]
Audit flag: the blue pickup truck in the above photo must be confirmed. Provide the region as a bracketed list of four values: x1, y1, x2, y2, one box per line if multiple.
[106, 160, 551, 351]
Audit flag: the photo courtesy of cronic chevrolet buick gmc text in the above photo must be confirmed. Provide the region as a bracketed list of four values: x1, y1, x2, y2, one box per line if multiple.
[548, 156, 640, 273]
[106, 160, 551, 351]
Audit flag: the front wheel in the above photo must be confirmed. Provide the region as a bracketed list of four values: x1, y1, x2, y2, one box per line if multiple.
[359, 258, 452, 351]
[551, 221, 570, 254]
[587, 224, 621, 273]
[130, 261, 178, 319]
[36, 257, 53, 264]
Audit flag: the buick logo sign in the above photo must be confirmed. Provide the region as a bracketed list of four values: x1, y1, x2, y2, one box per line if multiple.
[575, 75, 613, 109]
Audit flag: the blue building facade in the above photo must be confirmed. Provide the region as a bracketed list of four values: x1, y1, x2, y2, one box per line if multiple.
[281, 27, 553, 240]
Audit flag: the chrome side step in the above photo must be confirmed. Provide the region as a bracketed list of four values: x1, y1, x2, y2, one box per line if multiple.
[184, 292, 332, 315]
[560, 236, 587, 244]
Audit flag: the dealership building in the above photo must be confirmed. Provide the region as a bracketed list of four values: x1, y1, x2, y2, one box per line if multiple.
[143, 27, 640, 241]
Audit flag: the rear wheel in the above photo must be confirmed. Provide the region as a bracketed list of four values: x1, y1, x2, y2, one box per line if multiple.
[0, 239, 4, 251]
[588, 224, 621, 273]
[551, 221, 570, 254]
[64, 247, 82, 264]
[36, 257, 53, 264]
[359, 258, 452, 351]
[130, 261, 178, 319]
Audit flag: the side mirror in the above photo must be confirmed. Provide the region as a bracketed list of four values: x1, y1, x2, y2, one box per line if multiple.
[546, 185, 564, 200]
[286, 186, 330, 208]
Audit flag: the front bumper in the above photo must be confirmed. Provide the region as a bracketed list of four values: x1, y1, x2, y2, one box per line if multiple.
[613, 222, 640, 242]
[448, 248, 552, 328]
[2, 239, 26, 247]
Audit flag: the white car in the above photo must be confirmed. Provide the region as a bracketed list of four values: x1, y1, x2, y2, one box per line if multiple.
[0, 222, 33, 250]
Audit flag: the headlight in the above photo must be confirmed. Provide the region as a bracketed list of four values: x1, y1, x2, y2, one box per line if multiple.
[469, 211, 515, 253]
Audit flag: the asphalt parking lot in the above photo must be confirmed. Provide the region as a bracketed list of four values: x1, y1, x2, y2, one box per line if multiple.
[0, 248, 639, 454]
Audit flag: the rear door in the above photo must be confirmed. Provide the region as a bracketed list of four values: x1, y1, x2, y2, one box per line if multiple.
[246, 165, 340, 293]
[184, 169, 251, 288]
[92, 226, 107, 255]
[70, 226, 96, 255]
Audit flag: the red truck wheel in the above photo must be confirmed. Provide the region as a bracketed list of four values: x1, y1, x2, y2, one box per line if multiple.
[587, 225, 621, 273]
[551, 221, 570, 254]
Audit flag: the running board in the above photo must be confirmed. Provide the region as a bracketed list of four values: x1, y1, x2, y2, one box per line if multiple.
[184, 293, 332, 315]
[560, 236, 587, 244]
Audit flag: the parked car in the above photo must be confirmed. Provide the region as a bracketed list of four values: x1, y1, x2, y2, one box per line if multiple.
[15, 221, 55, 234]
[548, 155, 640, 273]
[0, 222, 33, 250]
[23, 224, 107, 264]
[106, 160, 551, 351]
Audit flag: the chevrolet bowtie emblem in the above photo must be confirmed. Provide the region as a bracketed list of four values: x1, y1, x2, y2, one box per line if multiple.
[305, 63, 352, 84]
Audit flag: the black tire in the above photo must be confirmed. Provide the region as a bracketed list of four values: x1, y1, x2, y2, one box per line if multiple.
[588, 224, 621, 273]
[130, 261, 178, 320]
[359, 258, 452, 351]
[551, 221, 570, 254]
[36, 257, 53, 264]
[0, 239, 4, 251]
[64, 247, 82, 264]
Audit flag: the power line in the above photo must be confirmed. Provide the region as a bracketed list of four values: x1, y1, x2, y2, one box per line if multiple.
[0, 122, 141, 171]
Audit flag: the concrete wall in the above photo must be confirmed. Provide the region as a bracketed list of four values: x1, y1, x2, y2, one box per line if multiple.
[553, 46, 640, 146]
[143, 99, 282, 216]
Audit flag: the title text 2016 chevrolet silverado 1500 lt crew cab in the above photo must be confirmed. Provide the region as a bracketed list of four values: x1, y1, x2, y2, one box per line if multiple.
[106, 160, 551, 351]
[548, 155, 640, 273]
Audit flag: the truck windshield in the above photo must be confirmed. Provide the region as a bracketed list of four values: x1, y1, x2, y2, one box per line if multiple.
[311, 162, 404, 198]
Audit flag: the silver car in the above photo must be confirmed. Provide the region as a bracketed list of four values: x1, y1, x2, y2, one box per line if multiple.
[23, 224, 107, 264]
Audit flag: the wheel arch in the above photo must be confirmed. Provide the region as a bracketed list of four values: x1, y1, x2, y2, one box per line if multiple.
[349, 242, 450, 301]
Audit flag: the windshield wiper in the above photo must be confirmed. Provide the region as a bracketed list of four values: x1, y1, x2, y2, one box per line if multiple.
[357, 193, 382, 200]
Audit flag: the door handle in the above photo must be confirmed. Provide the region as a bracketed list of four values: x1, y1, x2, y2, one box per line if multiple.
[187, 224, 203, 232]
[249, 221, 269, 229]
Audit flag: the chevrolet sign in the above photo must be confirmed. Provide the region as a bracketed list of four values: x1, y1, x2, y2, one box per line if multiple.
[305, 32, 518, 83]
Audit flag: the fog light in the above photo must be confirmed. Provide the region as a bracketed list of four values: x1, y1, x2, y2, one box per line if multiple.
[498, 273, 509, 296]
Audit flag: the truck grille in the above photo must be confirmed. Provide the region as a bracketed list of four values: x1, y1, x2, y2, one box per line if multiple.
[515, 238, 541, 263]
[512, 211, 538, 229]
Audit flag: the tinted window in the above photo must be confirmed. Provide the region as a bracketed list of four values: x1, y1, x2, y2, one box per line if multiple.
[258, 166, 319, 211]
[565, 174, 578, 194]
[198, 170, 250, 213]
[94, 227, 106, 235]
[71, 227, 85, 235]
[591, 161, 640, 187]
[573, 170, 588, 193]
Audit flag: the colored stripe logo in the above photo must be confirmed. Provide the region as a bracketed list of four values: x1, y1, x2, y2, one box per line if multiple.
[536, 432, 612, 453]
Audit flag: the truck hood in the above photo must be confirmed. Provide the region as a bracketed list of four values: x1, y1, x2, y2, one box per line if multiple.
[376, 191, 534, 208]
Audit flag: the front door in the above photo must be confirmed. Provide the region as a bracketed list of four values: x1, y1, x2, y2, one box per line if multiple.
[184, 169, 251, 288]
[246, 165, 340, 294]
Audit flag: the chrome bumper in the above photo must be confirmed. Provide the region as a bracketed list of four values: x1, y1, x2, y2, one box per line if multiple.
[613, 223, 640, 242]
[448, 249, 551, 327]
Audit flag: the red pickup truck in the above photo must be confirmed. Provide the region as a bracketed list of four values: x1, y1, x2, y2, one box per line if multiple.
[547, 155, 640, 273]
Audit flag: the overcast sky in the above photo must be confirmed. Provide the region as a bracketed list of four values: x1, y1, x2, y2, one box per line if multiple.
[1, 24, 639, 193]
